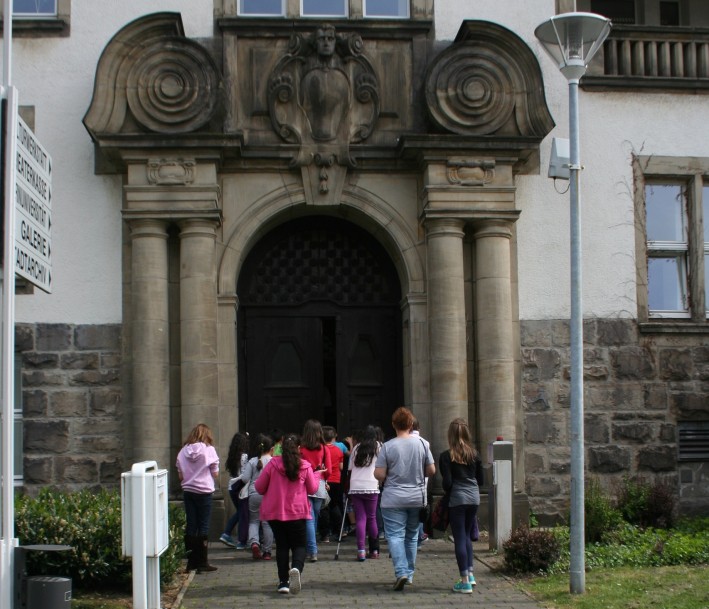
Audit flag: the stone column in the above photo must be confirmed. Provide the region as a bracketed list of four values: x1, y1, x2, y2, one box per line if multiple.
[179, 219, 219, 440]
[217, 293, 239, 442]
[129, 219, 170, 468]
[473, 220, 517, 449]
[425, 218, 468, 460]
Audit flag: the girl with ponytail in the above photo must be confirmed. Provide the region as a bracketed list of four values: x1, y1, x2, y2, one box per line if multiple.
[255, 433, 318, 595]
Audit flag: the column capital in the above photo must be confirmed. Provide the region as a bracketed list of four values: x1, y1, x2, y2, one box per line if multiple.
[424, 217, 466, 239]
[177, 217, 220, 239]
[472, 218, 515, 241]
[127, 217, 170, 240]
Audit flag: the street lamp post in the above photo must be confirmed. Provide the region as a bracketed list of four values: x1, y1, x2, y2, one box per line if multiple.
[535, 12, 611, 595]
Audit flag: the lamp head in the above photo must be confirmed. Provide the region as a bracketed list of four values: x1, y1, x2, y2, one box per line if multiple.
[535, 12, 612, 82]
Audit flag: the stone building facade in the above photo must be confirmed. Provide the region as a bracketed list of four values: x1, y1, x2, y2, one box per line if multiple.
[12, 0, 709, 525]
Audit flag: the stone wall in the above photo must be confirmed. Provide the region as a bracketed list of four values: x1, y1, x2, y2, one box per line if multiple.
[17, 323, 124, 495]
[15, 317, 709, 522]
[521, 318, 709, 523]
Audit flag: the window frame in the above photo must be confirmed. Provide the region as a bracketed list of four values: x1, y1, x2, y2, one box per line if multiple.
[300, 0, 348, 18]
[645, 182, 691, 318]
[221, 0, 421, 19]
[0, 0, 69, 36]
[363, 0, 410, 18]
[237, 0, 285, 17]
[635, 156, 708, 327]
[13, 0, 57, 18]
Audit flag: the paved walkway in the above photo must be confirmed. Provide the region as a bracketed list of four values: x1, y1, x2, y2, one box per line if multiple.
[177, 536, 544, 609]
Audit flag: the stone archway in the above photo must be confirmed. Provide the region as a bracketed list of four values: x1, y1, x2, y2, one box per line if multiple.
[216, 186, 427, 445]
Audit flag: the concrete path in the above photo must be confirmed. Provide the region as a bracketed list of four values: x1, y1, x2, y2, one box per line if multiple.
[177, 536, 544, 608]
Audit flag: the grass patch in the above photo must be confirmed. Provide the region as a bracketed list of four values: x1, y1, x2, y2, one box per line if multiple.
[518, 565, 709, 609]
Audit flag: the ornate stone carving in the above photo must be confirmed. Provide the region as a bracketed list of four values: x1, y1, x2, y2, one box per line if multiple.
[447, 160, 495, 186]
[126, 40, 220, 134]
[268, 24, 380, 202]
[83, 13, 222, 136]
[425, 21, 554, 138]
[147, 159, 196, 185]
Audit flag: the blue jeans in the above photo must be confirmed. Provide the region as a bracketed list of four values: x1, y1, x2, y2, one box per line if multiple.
[381, 507, 420, 580]
[306, 496, 324, 555]
[183, 491, 212, 537]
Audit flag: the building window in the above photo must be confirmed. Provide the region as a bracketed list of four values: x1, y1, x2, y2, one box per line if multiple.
[239, 0, 285, 16]
[302, 0, 347, 17]
[233, 0, 414, 19]
[2, 0, 69, 36]
[13, 0, 56, 17]
[660, 1, 680, 26]
[590, 0, 636, 25]
[364, 0, 409, 18]
[646, 184, 690, 317]
[637, 156, 709, 324]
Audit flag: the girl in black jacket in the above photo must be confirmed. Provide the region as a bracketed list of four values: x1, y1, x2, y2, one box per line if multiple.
[439, 418, 483, 594]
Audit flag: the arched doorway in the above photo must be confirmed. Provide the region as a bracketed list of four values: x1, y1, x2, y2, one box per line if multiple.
[237, 216, 403, 437]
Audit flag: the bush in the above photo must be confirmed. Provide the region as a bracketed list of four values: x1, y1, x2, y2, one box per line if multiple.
[585, 476, 623, 543]
[503, 525, 561, 574]
[615, 476, 676, 529]
[546, 518, 709, 575]
[15, 488, 186, 590]
[593, 522, 709, 568]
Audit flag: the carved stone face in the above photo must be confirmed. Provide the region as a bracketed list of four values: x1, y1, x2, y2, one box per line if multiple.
[316, 27, 336, 58]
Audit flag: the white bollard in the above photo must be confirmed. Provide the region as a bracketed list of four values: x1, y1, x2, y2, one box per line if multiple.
[488, 439, 514, 551]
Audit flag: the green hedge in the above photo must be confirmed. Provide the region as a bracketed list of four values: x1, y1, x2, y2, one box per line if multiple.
[15, 488, 185, 590]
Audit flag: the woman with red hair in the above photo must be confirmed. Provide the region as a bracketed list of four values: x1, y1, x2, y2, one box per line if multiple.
[374, 407, 435, 590]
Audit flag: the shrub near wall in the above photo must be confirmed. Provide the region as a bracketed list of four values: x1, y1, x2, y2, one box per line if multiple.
[15, 489, 185, 589]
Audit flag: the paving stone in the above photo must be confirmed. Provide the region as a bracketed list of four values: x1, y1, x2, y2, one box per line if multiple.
[178, 538, 544, 609]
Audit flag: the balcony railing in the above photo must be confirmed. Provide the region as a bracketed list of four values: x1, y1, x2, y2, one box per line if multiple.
[583, 25, 709, 92]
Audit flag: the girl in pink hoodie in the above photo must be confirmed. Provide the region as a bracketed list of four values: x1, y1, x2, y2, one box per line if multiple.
[176, 423, 220, 573]
[255, 434, 318, 595]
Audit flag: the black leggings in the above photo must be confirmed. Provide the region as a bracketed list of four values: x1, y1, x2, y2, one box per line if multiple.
[269, 519, 307, 584]
[448, 504, 478, 575]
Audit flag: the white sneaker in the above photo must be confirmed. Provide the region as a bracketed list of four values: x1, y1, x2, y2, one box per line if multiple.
[288, 567, 301, 595]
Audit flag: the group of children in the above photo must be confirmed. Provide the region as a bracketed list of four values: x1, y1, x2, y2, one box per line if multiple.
[219, 422, 383, 566]
[209, 420, 387, 593]
[178, 411, 480, 596]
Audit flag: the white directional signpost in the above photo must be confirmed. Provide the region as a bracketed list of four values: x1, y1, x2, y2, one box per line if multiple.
[14, 112, 53, 293]
[1, 78, 54, 606]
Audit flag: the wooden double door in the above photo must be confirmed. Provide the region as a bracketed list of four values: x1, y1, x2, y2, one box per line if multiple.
[237, 217, 402, 438]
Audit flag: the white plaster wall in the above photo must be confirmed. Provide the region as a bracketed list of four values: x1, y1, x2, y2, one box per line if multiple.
[4, 0, 708, 326]
[2, 1, 213, 324]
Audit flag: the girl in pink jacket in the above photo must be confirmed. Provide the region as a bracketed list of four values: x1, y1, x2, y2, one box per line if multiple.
[255, 434, 318, 595]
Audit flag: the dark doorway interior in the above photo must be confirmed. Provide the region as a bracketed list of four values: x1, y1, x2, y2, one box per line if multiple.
[237, 216, 403, 438]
